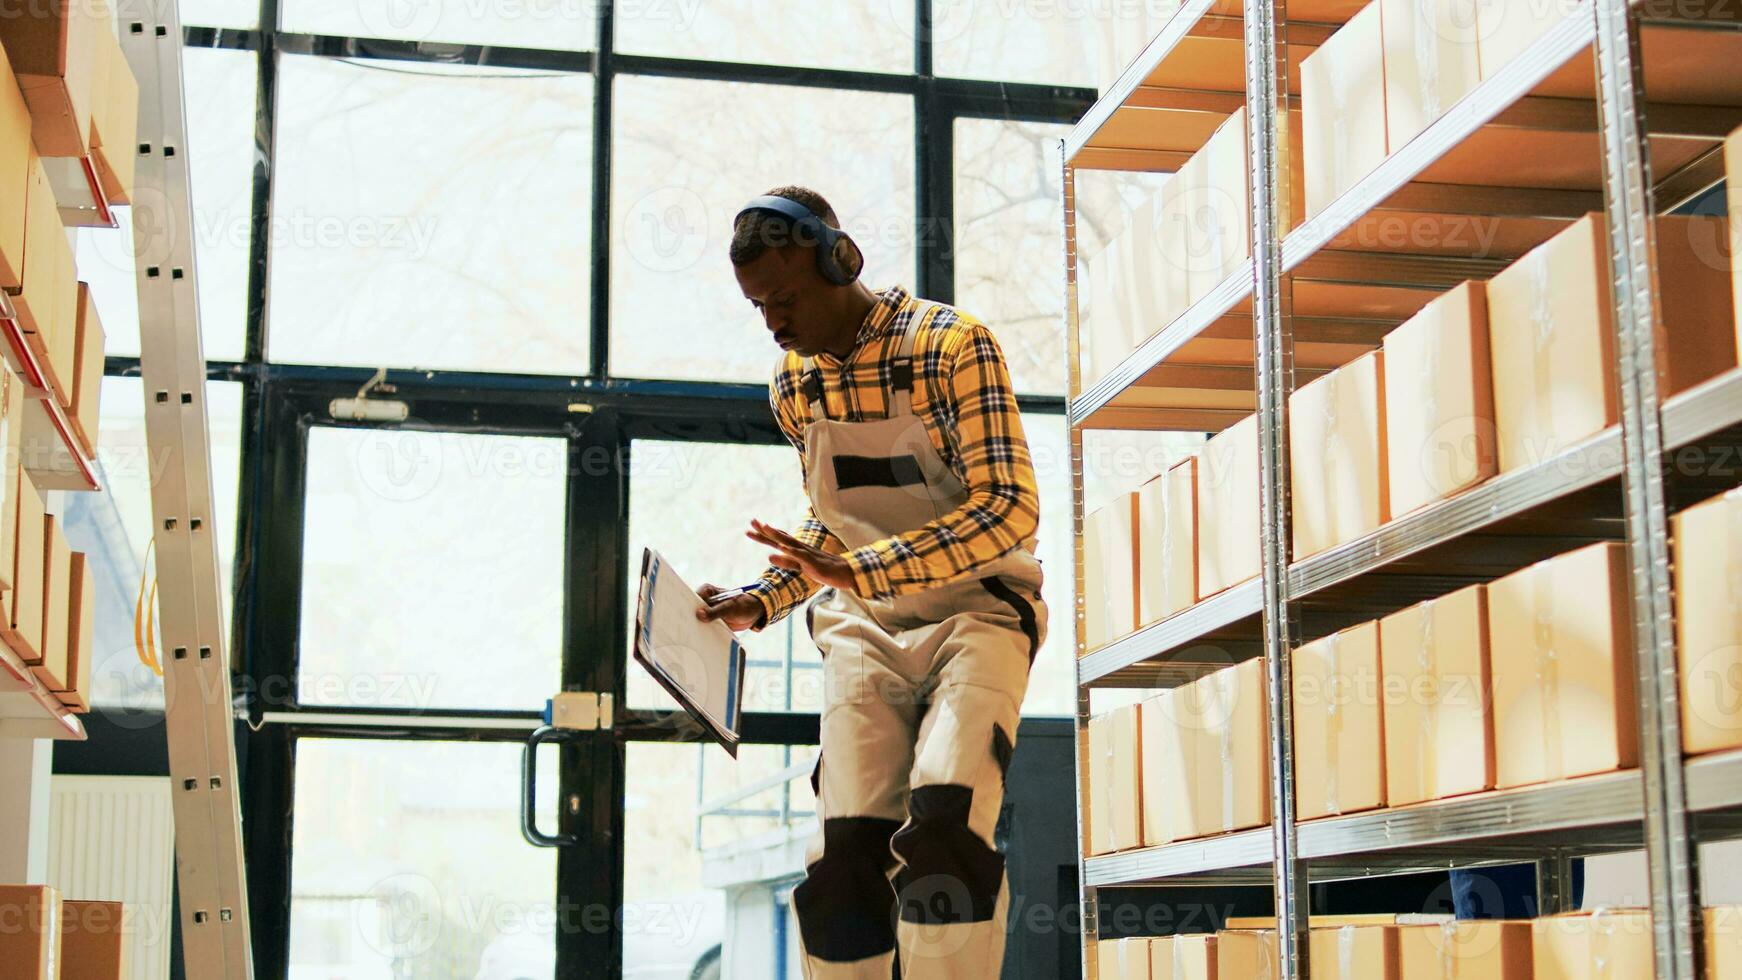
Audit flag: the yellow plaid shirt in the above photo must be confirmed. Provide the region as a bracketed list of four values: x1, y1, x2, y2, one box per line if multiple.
[747, 285, 1042, 631]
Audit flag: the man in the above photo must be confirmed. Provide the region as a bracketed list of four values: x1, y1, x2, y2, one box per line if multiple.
[696, 186, 1047, 979]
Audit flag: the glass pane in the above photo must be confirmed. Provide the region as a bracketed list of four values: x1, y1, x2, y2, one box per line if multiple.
[64, 378, 243, 717]
[77, 43, 254, 363]
[953, 118, 1072, 395]
[935, 1, 1099, 88]
[1023, 413, 1073, 716]
[269, 57, 592, 375]
[623, 741, 810, 978]
[298, 427, 565, 710]
[609, 75, 915, 383]
[626, 440, 824, 714]
[289, 739, 557, 979]
[283, 0, 594, 50]
[178, 0, 258, 29]
[615, 0, 911, 74]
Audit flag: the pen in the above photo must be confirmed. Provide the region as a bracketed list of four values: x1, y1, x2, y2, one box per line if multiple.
[703, 585, 753, 604]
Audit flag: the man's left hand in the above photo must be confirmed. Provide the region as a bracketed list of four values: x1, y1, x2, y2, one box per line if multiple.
[748, 519, 857, 594]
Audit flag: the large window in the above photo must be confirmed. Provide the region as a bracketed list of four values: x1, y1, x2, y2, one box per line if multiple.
[297, 427, 567, 711]
[609, 76, 916, 383]
[268, 58, 594, 374]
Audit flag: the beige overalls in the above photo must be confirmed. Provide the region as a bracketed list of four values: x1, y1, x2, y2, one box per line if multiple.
[791, 302, 1048, 980]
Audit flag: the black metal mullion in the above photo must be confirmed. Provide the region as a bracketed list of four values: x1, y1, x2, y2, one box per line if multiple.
[556, 409, 630, 979]
[235, 379, 306, 978]
[587, 0, 615, 380]
[241, 0, 277, 365]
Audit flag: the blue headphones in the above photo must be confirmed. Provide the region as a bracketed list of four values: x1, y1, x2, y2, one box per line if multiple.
[735, 194, 864, 286]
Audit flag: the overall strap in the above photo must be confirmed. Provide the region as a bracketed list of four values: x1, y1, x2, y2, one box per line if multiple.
[888, 301, 938, 418]
[799, 355, 825, 423]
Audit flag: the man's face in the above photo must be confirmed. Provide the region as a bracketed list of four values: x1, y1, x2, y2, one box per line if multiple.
[735, 246, 838, 357]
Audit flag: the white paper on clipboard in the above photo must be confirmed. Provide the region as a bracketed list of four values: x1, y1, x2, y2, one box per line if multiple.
[633, 548, 747, 756]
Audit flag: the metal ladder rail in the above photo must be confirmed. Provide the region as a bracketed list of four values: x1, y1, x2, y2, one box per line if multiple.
[119, 0, 255, 975]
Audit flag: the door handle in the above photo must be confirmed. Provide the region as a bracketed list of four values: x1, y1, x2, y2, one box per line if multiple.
[521, 725, 592, 848]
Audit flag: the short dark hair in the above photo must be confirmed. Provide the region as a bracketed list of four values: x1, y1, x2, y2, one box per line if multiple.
[729, 185, 840, 266]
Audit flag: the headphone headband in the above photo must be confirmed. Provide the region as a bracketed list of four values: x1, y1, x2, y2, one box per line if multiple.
[735, 194, 861, 286]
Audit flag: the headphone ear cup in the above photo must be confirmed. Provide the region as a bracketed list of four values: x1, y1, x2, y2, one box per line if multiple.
[832, 235, 864, 284]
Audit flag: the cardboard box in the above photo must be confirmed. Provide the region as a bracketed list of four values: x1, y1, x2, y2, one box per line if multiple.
[1476, 0, 1583, 83]
[16, 154, 77, 351]
[1289, 349, 1388, 559]
[1098, 936, 1153, 979]
[0, 370, 21, 596]
[1089, 704, 1143, 854]
[0, 42, 31, 290]
[1707, 906, 1742, 980]
[1309, 924, 1398, 980]
[31, 511, 70, 690]
[61, 900, 128, 980]
[1301, 0, 1388, 218]
[1488, 542, 1638, 788]
[1654, 215, 1738, 397]
[89, 26, 137, 204]
[1078, 235, 1137, 391]
[1187, 108, 1251, 300]
[71, 279, 105, 455]
[1382, 282, 1496, 517]
[0, 0, 102, 157]
[1197, 414, 1260, 598]
[1215, 930, 1277, 980]
[1152, 166, 1196, 326]
[1192, 657, 1272, 835]
[1383, 0, 1482, 150]
[58, 549, 92, 710]
[1138, 457, 1198, 625]
[1672, 488, 1742, 754]
[7, 469, 47, 661]
[1486, 214, 1618, 473]
[1293, 621, 1386, 819]
[1141, 687, 1199, 846]
[1379, 584, 1494, 806]
[1397, 920, 1532, 980]
[1084, 492, 1141, 652]
[0, 884, 63, 980]
[1152, 933, 1216, 980]
[1531, 910, 1653, 980]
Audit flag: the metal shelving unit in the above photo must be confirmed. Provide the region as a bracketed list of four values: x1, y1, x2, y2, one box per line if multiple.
[1062, 0, 1742, 974]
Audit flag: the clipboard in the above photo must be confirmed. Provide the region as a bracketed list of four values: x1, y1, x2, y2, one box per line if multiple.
[633, 547, 747, 757]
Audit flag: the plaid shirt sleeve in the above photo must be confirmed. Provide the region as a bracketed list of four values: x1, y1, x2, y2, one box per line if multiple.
[844, 320, 1041, 599]
[743, 364, 847, 632]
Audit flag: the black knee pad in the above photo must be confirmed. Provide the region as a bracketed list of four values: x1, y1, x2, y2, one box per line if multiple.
[793, 816, 902, 962]
[891, 785, 1006, 925]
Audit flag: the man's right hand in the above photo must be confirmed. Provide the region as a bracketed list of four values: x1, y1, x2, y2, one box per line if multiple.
[695, 583, 764, 632]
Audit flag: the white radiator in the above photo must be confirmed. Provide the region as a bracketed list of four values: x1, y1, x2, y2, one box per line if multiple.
[47, 775, 176, 980]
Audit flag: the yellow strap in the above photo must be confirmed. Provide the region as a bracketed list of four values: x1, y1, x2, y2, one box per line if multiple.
[135, 538, 161, 677]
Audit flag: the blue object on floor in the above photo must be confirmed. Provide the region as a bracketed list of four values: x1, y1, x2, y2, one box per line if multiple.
[1451, 862, 1584, 919]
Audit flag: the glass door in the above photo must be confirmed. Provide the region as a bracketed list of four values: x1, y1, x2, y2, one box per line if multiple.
[239, 385, 625, 979]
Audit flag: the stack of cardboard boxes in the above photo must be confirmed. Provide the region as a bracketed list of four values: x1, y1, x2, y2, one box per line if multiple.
[0, 0, 124, 713]
[1092, 908, 1742, 980]
[1077, 108, 1263, 391]
[1087, 657, 1270, 856]
[1082, 415, 1258, 655]
[1299, 0, 1580, 217]
[0, 886, 132, 980]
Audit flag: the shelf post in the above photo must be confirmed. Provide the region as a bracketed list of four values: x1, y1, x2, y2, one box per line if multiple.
[1245, 0, 1307, 973]
[1061, 145, 1101, 980]
[1591, 0, 1701, 977]
[120, 0, 255, 975]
